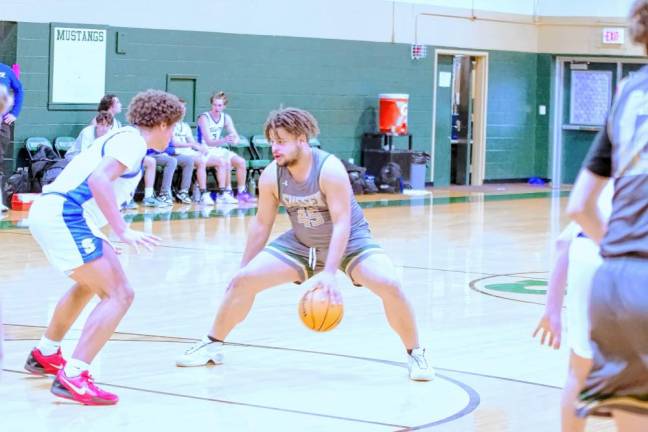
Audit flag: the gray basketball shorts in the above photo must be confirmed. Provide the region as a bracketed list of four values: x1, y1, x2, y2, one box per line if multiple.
[577, 257, 648, 417]
[264, 229, 384, 284]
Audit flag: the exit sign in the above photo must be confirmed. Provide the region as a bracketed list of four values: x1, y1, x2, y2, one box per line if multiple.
[602, 28, 625, 44]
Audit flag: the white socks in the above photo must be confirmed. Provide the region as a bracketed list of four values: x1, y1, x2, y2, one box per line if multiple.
[37, 336, 60, 356]
[64, 358, 91, 378]
[145, 187, 154, 198]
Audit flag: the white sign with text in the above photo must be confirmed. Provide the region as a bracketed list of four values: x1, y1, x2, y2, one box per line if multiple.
[51, 27, 107, 104]
[602, 28, 625, 45]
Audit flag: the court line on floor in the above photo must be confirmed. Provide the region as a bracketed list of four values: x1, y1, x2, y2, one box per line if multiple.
[5, 324, 558, 390]
[1, 368, 408, 429]
[6, 326, 485, 429]
[6, 330, 561, 431]
[0, 230, 548, 280]
[0, 190, 571, 231]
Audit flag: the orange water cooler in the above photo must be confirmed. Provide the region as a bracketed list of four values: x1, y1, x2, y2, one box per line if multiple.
[378, 93, 409, 135]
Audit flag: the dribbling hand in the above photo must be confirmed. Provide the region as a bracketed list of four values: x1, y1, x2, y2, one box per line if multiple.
[310, 271, 342, 304]
[118, 228, 161, 253]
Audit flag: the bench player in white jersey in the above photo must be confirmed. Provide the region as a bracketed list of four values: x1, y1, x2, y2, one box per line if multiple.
[24, 90, 184, 405]
[534, 182, 613, 432]
[66, 111, 114, 160]
[172, 98, 214, 205]
[177, 107, 434, 381]
[197, 91, 255, 204]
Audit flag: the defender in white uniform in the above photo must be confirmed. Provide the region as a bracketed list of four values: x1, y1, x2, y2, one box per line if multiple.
[24, 90, 184, 406]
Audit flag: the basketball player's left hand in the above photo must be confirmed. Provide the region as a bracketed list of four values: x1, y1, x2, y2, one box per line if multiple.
[532, 312, 561, 349]
[311, 271, 342, 304]
[118, 228, 162, 253]
[3, 114, 16, 125]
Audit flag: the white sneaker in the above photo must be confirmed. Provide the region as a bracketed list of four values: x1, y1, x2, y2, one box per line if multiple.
[217, 191, 238, 205]
[0, 203, 8, 213]
[408, 347, 435, 381]
[176, 338, 224, 367]
[200, 192, 215, 206]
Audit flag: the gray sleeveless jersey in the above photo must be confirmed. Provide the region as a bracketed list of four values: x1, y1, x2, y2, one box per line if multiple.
[277, 148, 370, 249]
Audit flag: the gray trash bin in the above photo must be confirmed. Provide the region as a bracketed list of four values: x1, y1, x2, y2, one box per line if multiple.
[409, 152, 429, 190]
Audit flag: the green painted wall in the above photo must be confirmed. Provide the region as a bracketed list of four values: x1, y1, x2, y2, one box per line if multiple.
[535, 54, 552, 179]
[485, 50, 540, 180]
[10, 21, 552, 182]
[0, 22, 17, 174]
[433, 55, 453, 186]
[13, 22, 435, 166]
[0, 22, 17, 65]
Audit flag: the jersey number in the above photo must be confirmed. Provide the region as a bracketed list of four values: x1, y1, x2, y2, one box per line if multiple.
[297, 209, 324, 228]
[81, 238, 97, 255]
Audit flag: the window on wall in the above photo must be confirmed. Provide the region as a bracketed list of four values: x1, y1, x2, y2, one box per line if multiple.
[49, 24, 107, 110]
[569, 70, 612, 126]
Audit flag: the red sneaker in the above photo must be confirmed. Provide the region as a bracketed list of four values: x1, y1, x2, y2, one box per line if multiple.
[24, 348, 66, 376]
[51, 370, 119, 405]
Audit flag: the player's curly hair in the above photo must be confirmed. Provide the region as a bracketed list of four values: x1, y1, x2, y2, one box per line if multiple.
[94, 110, 114, 126]
[630, 0, 648, 47]
[127, 90, 184, 128]
[264, 107, 320, 141]
[210, 91, 228, 105]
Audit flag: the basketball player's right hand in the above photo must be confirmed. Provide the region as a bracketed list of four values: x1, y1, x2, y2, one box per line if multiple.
[118, 228, 161, 253]
[532, 312, 561, 349]
[311, 272, 342, 304]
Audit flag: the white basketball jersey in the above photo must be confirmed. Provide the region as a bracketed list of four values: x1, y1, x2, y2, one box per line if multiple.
[198, 111, 226, 143]
[43, 126, 146, 227]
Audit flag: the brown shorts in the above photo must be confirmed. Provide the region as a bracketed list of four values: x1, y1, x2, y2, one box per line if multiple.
[577, 257, 648, 417]
[264, 229, 384, 284]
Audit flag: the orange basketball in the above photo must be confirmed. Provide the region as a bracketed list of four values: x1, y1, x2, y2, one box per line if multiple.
[298, 288, 344, 332]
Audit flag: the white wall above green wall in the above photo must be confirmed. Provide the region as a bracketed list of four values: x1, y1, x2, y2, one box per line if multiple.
[2, 0, 644, 55]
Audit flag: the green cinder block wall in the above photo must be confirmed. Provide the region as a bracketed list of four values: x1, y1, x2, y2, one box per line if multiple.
[0, 21, 17, 174]
[11, 21, 547, 182]
[0, 22, 17, 66]
[535, 54, 553, 179]
[14, 22, 435, 167]
[484, 50, 540, 180]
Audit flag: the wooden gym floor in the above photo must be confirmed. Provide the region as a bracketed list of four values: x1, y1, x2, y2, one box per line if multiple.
[0, 184, 614, 431]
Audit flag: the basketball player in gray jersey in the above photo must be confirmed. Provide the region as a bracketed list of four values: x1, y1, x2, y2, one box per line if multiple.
[566, 2, 648, 428]
[177, 107, 433, 381]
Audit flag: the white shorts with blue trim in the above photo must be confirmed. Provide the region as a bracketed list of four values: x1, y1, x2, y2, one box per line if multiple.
[28, 194, 108, 274]
[566, 236, 603, 359]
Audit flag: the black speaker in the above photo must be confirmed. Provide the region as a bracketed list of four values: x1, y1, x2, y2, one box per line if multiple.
[362, 148, 412, 183]
[361, 133, 383, 150]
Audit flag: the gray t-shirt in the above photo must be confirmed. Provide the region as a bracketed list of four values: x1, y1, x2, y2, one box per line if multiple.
[584, 66, 648, 258]
[277, 148, 370, 249]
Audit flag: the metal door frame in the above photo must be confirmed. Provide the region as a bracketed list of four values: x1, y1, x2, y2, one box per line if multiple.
[551, 56, 647, 188]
